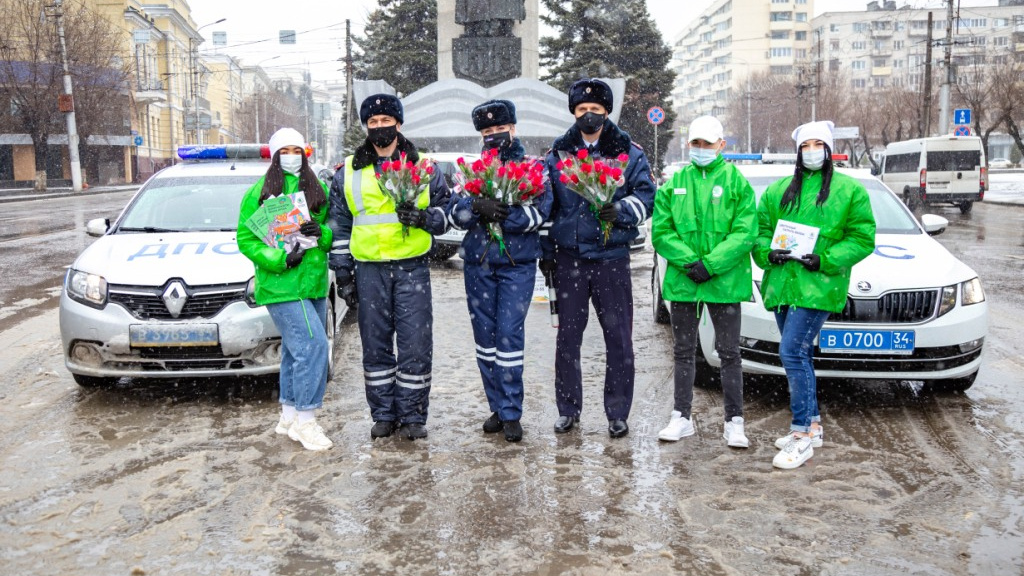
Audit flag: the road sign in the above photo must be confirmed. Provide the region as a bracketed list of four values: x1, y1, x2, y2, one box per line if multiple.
[954, 125, 971, 137]
[646, 106, 665, 126]
[833, 126, 860, 140]
[133, 135, 144, 146]
[954, 108, 971, 126]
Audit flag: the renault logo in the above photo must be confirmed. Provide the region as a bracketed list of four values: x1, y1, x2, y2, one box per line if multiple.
[162, 281, 188, 318]
[856, 281, 871, 293]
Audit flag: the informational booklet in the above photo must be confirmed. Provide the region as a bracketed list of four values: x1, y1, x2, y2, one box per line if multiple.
[770, 219, 820, 259]
[245, 191, 317, 250]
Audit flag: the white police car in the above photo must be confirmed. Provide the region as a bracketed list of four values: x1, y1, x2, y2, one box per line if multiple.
[60, 144, 348, 387]
[652, 159, 988, 391]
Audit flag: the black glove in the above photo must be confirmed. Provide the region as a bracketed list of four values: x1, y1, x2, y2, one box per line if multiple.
[338, 282, 358, 308]
[299, 220, 321, 239]
[472, 197, 510, 223]
[538, 259, 557, 275]
[335, 268, 353, 289]
[799, 253, 821, 272]
[768, 249, 792, 265]
[285, 246, 304, 268]
[598, 202, 618, 223]
[396, 205, 428, 229]
[684, 261, 712, 284]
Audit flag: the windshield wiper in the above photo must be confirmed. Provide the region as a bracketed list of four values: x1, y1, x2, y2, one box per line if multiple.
[118, 226, 181, 233]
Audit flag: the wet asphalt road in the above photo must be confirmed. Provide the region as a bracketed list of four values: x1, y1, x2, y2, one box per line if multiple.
[0, 195, 1022, 575]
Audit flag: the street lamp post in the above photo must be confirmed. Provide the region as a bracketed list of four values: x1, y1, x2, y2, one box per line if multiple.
[190, 18, 225, 145]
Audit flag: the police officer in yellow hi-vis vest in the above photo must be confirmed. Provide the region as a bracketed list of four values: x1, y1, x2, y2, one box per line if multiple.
[327, 94, 450, 441]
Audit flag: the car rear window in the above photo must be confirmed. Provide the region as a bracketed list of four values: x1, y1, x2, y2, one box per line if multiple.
[926, 150, 981, 172]
[119, 175, 259, 232]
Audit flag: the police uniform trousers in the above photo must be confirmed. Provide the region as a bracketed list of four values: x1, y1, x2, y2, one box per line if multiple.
[354, 257, 432, 425]
[464, 259, 536, 422]
[553, 252, 635, 421]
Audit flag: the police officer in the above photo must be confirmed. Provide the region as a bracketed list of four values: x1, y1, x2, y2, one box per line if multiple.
[542, 79, 656, 438]
[445, 99, 553, 442]
[327, 94, 450, 441]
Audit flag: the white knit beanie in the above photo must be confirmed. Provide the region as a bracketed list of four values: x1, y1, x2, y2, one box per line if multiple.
[268, 127, 305, 156]
[791, 120, 835, 151]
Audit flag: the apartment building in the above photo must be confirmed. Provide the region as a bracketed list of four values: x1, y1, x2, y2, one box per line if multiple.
[812, 0, 1024, 93]
[669, 0, 815, 127]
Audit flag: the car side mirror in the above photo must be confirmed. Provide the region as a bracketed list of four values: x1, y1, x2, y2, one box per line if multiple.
[920, 213, 947, 236]
[85, 218, 109, 237]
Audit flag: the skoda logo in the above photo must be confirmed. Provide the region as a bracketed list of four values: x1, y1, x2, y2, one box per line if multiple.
[162, 280, 188, 318]
[856, 281, 871, 293]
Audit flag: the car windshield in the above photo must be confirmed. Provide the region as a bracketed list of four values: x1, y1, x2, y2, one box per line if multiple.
[744, 174, 921, 235]
[117, 176, 258, 232]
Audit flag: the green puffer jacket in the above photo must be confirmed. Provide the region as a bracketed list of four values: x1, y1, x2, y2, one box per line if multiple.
[237, 174, 333, 306]
[752, 169, 876, 313]
[652, 155, 756, 303]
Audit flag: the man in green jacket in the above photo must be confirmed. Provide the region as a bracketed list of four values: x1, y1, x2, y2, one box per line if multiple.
[651, 115, 756, 448]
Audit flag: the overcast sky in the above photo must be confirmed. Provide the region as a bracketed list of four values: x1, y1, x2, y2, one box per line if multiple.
[191, 0, 995, 84]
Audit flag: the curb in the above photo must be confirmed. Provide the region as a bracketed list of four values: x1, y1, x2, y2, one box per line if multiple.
[0, 186, 136, 205]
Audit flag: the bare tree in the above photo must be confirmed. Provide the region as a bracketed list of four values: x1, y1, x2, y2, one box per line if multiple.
[995, 55, 1024, 161]
[0, 0, 65, 190]
[954, 54, 1009, 158]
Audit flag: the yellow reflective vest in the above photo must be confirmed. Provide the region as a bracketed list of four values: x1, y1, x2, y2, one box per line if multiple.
[343, 159, 431, 262]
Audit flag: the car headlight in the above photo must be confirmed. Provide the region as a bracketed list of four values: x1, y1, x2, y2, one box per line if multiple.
[961, 277, 985, 306]
[66, 269, 107, 308]
[937, 284, 957, 317]
[245, 276, 257, 307]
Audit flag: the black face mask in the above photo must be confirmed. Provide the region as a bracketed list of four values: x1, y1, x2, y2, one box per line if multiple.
[367, 125, 398, 148]
[482, 131, 512, 151]
[575, 112, 606, 135]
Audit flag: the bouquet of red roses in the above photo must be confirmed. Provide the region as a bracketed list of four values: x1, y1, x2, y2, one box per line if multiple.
[377, 151, 435, 237]
[556, 149, 629, 243]
[454, 148, 546, 261]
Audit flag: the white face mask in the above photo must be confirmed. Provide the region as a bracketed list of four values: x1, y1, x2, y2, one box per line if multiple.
[802, 149, 826, 171]
[280, 153, 303, 175]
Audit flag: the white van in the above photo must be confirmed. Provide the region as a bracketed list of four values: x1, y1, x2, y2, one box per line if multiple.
[880, 136, 986, 214]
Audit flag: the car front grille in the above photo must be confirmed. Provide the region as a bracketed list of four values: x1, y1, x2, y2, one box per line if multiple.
[830, 289, 939, 324]
[108, 282, 247, 320]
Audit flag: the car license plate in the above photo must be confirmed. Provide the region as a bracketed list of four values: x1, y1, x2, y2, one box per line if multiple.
[129, 324, 219, 347]
[818, 329, 915, 355]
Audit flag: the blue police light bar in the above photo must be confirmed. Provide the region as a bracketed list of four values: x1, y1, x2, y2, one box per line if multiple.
[177, 144, 269, 160]
[722, 153, 763, 161]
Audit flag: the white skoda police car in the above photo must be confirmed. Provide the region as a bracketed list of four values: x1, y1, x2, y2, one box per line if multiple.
[652, 158, 988, 391]
[60, 145, 347, 387]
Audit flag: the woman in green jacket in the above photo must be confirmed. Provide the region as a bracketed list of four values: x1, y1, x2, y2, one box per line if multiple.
[752, 121, 875, 470]
[237, 128, 334, 451]
[651, 115, 756, 448]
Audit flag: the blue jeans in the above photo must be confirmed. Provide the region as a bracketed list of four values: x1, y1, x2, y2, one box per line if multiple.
[774, 306, 831, 432]
[266, 298, 329, 411]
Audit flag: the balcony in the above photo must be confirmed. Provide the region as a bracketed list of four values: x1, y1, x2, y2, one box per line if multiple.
[871, 66, 892, 76]
[871, 27, 893, 38]
[872, 47, 893, 57]
[134, 77, 166, 105]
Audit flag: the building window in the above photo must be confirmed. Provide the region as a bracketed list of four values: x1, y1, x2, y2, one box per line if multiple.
[852, 41, 866, 50]
[796, 12, 807, 22]
[772, 30, 791, 39]
[851, 60, 866, 70]
[830, 23, 840, 32]
[771, 65, 793, 75]
[874, 77, 886, 88]
[893, 59, 903, 69]
[831, 40, 840, 51]
[795, 48, 807, 59]
[994, 37, 1008, 47]
[853, 22, 868, 33]
[853, 79, 867, 88]
[873, 58, 887, 67]
[770, 11, 792, 21]
[893, 40, 903, 50]
[796, 31, 807, 41]
[770, 47, 793, 57]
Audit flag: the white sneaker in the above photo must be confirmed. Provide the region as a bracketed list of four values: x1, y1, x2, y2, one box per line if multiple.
[658, 411, 695, 441]
[774, 426, 824, 450]
[772, 436, 814, 469]
[274, 415, 294, 435]
[723, 416, 749, 448]
[287, 419, 334, 451]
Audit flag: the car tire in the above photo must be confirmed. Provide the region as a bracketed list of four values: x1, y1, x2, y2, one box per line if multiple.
[72, 374, 118, 388]
[651, 259, 671, 325]
[904, 188, 921, 210]
[958, 201, 973, 214]
[922, 371, 977, 393]
[428, 243, 459, 261]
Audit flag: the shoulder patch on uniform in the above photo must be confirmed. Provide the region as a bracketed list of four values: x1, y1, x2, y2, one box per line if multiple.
[630, 141, 645, 152]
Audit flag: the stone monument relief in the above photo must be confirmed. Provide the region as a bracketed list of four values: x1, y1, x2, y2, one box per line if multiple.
[452, 0, 525, 86]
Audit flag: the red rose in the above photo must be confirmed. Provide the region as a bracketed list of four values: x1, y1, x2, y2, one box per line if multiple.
[580, 163, 593, 174]
[472, 160, 485, 172]
[611, 167, 623, 179]
[617, 153, 629, 163]
[570, 174, 580, 184]
[411, 174, 421, 185]
[559, 173, 570, 184]
[577, 149, 589, 160]
[599, 173, 608, 185]
[518, 181, 528, 191]
[457, 157, 465, 166]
